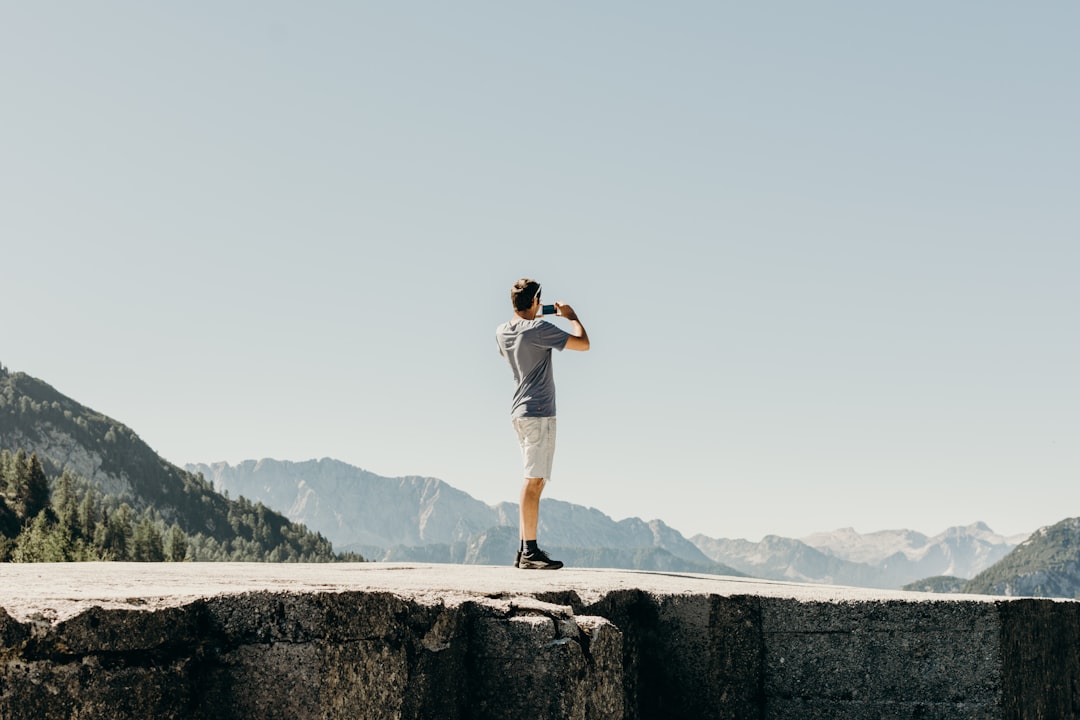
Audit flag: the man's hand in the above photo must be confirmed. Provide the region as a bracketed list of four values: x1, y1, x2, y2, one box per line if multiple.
[556, 303, 590, 351]
[555, 303, 578, 321]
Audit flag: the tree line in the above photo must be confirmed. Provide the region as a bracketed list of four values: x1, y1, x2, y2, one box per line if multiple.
[0, 449, 362, 563]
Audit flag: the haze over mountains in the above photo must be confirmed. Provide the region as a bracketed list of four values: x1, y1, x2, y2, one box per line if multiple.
[190, 458, 1028, 589]
[696, 523, 1027, 589]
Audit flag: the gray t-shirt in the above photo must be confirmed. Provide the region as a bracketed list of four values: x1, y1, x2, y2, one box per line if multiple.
[496, 318, 570, 418]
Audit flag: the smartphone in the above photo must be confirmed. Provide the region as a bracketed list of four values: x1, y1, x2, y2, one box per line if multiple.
[541, 304, 557, 316]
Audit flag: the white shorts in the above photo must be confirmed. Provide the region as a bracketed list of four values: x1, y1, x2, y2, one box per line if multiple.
[512, 416, 557, 481]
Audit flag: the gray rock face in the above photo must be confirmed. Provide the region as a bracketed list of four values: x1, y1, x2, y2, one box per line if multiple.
[1, 564, 1078, 719]
[5, 426, 134, 498]
[189, 458, 505, 550]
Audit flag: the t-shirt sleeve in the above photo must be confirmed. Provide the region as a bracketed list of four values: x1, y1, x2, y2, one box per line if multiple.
[532, 321, 571, 351]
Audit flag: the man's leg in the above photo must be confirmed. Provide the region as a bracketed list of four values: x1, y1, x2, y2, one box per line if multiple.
[518, 475, 562, 570]
[513, 416, 562, 569]
[519, 476, 546, 544]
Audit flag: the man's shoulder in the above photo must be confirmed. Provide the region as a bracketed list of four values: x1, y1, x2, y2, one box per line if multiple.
[496, 318, 546, 336]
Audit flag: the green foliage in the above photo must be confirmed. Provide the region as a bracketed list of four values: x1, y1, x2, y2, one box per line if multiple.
[164, 524, 187, 562]
[0, 491, 19, 539]
[0, 448, 365, 563]
[964, 518, 1080, 598]
[0, 368, 365, 564]
[133, 514, 165, 562]
[2, 449, 50, 522]
[13, 512, 67, 562]
[902, 575, 967, 594]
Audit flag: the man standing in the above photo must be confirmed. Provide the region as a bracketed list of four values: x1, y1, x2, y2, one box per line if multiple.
[496, 278, 590, 570]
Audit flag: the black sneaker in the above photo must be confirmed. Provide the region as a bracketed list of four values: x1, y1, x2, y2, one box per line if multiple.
[518, 548, 563, 570]
[514, 550, 521, 568]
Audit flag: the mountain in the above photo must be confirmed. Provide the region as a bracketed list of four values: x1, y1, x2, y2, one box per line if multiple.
[691, 534, 885, 587]
[963, 517, 1080, 598]
[903, 576, 967, 594]
[0, 364, 350, 562]
[190, 458, 512, 550]
[804, 522, 1027, 580]
[802, 527, 934, 565]
[692, 522, 1025, 590]
[189, 458, 740, 574]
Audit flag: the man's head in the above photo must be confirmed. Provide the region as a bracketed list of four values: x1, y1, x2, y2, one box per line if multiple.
[511, 278, 541, 312]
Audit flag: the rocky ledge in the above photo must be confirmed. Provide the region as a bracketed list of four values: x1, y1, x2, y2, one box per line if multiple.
[1, 563, 1078, 719]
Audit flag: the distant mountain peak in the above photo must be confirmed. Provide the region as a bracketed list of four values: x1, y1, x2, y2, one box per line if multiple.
[694, 521, 1024, 590]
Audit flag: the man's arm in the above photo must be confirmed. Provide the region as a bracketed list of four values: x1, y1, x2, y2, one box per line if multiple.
[556, 303, 590, 352]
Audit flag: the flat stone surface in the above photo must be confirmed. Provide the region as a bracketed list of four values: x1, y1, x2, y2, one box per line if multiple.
[0, 562, 1004, 622]
[5, 563, 1079, 719]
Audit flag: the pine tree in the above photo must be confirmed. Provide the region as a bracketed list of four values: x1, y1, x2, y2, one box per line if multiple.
[132, 516, 164, 562]
[26, 454, 50, 518]
[0, 536, 15, 562]
[53, 474, 85, 559]
[0, 499, 19, 540]
[77, 491, 98, 542]
[101, 503, 134, 560]
[0, 450, 13, 497]
[12, 452, 50, 522]
[53, 471, 79, 537]
[164, 524, 188, 562]
[13, 513, 65, 562]
[9, 449, 29, 520]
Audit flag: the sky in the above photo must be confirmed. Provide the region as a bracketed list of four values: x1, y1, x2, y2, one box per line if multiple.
[2, 2, 1077, 542]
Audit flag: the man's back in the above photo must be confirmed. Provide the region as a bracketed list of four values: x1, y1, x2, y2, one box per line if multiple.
[496, 318, 569, 418]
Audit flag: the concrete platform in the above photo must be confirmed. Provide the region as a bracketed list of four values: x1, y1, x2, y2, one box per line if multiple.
[2, 563, 1078, 719]
[0, 561, 956, 620]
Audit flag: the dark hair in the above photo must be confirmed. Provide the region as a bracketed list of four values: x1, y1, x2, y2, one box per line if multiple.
[511, 278, 541, 311]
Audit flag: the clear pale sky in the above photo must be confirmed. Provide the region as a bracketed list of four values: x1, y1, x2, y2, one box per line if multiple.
[3, 3, 1077, 542]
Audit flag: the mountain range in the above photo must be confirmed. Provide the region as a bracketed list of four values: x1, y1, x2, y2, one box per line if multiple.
[6, 361, 1080, 598]
[189, 458, 1027, 589]
[188, 458, 737, 574]
[693, 522, 1028, 589]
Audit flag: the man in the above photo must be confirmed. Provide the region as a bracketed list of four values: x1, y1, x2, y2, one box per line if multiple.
[495, 278, 590, 570]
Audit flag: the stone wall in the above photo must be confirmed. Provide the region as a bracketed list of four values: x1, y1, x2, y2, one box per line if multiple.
[1, 563, 1078, 719]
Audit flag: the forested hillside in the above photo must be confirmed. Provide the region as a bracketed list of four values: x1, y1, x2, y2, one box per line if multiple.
[0, 364, 360, 562]
[963, 518, 1080, 598]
